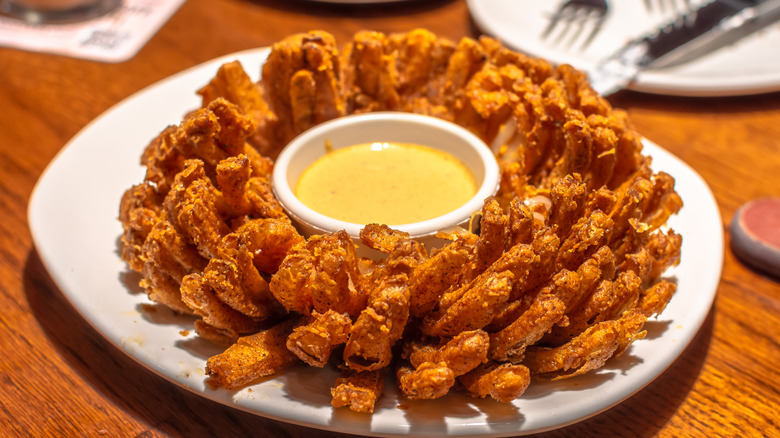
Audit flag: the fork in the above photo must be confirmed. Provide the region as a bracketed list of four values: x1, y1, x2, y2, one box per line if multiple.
[541, 0, 609, 50]
[643, 0, 692, 15]
[644, 0, 697, 28]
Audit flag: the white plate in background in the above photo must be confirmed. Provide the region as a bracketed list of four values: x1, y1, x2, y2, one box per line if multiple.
[468, 0, 780, 96]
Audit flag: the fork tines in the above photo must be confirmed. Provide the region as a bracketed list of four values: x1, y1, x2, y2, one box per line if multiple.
[542, 1, 608, 50]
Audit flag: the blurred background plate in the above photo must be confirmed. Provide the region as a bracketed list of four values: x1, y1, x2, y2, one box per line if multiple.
[467, 0, 780, 96]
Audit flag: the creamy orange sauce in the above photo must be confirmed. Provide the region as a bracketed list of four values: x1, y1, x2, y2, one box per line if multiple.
[295, 142, 477, 225]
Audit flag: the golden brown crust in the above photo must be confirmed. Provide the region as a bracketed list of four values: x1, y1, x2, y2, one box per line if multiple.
[397, 362, 455, 400]
[524, 310, 648, 379]
[118, 29, 684, 412]
[459, 362, 531, 402]
[286, 310, 352, 367]
[330, 369, 385, 413]
[407, 329, 489, 377]
[205, 319, 299, 389]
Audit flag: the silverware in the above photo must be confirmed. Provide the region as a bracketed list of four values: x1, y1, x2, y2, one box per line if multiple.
[644, 0, 692, 15]
[541, 0, 609, 50]
[589, 0, 780, 95]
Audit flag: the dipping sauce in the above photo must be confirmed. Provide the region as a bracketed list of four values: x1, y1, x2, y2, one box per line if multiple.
[295, 142, 477, 225]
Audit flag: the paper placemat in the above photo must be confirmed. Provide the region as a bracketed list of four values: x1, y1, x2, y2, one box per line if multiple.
[0, 0, 186, 62]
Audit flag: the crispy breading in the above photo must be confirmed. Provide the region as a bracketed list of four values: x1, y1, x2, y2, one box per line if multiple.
[555, 210, 614, 271]
[139, 97, 260, 196]
[141, 220, 205, 314]
[437, 242, 530, 312]
[118, 29, 685, 411]
[407, 329, 489, 376]
[459, 362, 531, 402]
[421, 270, 513, 337]
[397, 362, 455, 400]
[197, 60, 279, 158]
[524, 310, 647, 379]
[205, 319, 299, 389]
[548, 173, 587, 239]
[543, 270, 642, 346]
[286, 310, 352, 367]
[331, 369, 385, 413]
[637, 280, 677, 317]
[119, 183, 165, 272]
[343, 225, 426, 371]
[443, 37, 487, 101]
[224, 218, 304, 274]
[270, 230, 365, 316]
[261, 30, 345, 150]
[519, 226, 563, 296]
[507, 197, 536, 247]
[342, 31, 401, 113]
[342, 276, 410, 371]
[392, 28, 438, 95]
[180, 271, 265, 337]
[407, 230, 476, 318]
[215, 154, 284, 219]
[163, 159, 231, 259]
[489, 292, 566, 362]
[472, 197, 510, 275]
[175, 218, 301, 336]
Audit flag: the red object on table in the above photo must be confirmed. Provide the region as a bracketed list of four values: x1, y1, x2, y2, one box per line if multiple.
[731, 197, 780, 278]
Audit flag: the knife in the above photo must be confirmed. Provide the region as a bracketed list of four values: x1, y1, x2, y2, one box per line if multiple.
[588, 0, 780, 96]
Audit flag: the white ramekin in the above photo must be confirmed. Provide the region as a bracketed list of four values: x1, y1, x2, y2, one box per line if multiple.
[272, 112, 500, 253]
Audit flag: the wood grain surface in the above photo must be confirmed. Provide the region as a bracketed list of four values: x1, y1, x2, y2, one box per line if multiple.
[1, 0, 779, 436]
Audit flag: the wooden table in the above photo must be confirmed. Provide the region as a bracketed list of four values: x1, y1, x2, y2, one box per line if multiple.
[2, 0, 778, 436]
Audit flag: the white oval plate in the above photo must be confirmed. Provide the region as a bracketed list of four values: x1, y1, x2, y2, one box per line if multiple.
[28, 48, 723, 437]
[467, 0, 780, 96]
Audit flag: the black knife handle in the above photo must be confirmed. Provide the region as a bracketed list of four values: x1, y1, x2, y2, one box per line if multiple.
[642, 0, 759, 64]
